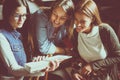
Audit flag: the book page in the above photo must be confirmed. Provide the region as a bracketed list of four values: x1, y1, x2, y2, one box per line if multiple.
[44, 55, 72, 61]
[25, 55, 72, 73]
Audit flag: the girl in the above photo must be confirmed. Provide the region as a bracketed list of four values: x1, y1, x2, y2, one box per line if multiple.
[23, 0, 74, 80]
[0, 0, 60, 80]
[70, 0, 120, 80]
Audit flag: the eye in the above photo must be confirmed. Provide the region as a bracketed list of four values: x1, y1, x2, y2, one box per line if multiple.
[60, 17, 67, 21]
[14, 13, 20, 18]
[74, 18, 78, 21]
[80, 20, 86, 24]
[52, 11, 57, 16]
[13, 13, 27, 19]
[22, 14, 27, 18]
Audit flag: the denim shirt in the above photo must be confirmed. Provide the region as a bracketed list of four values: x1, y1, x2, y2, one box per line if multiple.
[31, 10, 67, 54]
[1, 29, 26, 66]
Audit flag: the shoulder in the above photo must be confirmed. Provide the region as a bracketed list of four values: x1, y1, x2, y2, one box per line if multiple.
[31, 9, 49, 23]
[0, 31, 11, 49]
[99, 23, 116, 35]
[99, 23, 113, 31]
[0, 32, 7, 42]
[33, 9, 48, 19]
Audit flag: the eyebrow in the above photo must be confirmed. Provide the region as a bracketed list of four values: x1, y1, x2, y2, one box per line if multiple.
[52, 10, 67, 18]
[14, 12, 27, 14]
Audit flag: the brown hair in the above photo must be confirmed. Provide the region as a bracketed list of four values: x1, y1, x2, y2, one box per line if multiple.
[26, 0, 74, 56]
[68, 0, 102, 39]
[3, 0, 29, 27]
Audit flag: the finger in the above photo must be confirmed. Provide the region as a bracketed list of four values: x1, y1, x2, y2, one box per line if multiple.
[35, 56, 40, 61]
[38, 56, 42, 61]
[39, 56, 45, 61]
[37, 56, 45, 61]
[54, 60, 60, 69]
[84, 71, 88, 75]
[74, 74, 83, 80]
[42, 56, 46, 60]
[49, 61, 56, 71]
[87, 71, 91, 75]
[78, 74, 84, 80]
[45, 67, 50, 72]
[84, 71, 90, 76]
[32, 57, 37, 62]
[36, 56, 41, 61]
[81, 67, 89, 75]
[46, 55, 49, 58]
[49, 60, 60, 71]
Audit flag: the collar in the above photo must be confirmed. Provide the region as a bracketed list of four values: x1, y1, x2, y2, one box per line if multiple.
[11, 30, 21, 39]
[87, 26, 99, 37]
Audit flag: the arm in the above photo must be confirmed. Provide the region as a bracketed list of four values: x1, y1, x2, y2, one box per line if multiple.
[34, 12, 56, 54]
[91, 57, 120, 71]
[0, 33, 44, 77]
[71, 25, 120, 75]
[34, 12, 67, 55]
[91, 24, 120, 71]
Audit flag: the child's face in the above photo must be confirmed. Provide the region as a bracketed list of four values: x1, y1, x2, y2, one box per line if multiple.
[50, 6, 68, 28]
[74, 12, 93, 33]
[9, 6, 27, 29]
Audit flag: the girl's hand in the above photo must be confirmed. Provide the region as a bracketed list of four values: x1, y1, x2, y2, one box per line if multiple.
[81, 64, 92, 76]
[44, 60, 60, 72]
[32, 55, 49, 62]
[64, 48, 73, 55]
[73, 73, 84, 80]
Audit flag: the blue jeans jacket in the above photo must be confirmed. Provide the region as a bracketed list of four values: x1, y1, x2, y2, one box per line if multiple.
[1, 29, 26, 66]
[30, 10, 67, 55]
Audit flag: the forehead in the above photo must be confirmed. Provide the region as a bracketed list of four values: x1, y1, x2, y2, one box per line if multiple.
[74, 12, 91, 20]
[14, 6, 27, 14]
[53, 6, 67, 17]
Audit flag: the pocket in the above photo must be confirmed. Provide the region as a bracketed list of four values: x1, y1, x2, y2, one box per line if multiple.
[11, 44, 23, 52]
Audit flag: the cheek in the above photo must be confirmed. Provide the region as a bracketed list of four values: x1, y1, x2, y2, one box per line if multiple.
[85, 22, 91, 28]
[9, 17, 17, 26]
[22, 18, 26, 23]
[75, 28, 80, 32]
[60, 20, 66, 25]
[50, 15, 55, 22]
[74, 21, 78, 26]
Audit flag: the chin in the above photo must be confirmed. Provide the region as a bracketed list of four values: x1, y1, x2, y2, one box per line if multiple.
[17, 25, 23, 28]
[76, 28, 81, 33]
[53, 25, 60, 28]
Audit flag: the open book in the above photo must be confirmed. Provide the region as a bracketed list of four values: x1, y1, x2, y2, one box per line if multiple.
[25, 55, 72, 73]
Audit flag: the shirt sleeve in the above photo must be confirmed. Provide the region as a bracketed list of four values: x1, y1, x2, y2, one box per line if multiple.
[0, 33, 45, 77]
[91, 24, 120, 71]
[34, 12, 56, 54]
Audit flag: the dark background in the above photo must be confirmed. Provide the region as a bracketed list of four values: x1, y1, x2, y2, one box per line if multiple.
[0, 0, 120, 35]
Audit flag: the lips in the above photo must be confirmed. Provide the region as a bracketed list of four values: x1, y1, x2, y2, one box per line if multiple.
[53, 23, 60, 27]
[75, 26, 83, 32]
[17, 21, 23, 25]
[77, 26, 83, 29]
[17, 23, 23, 26]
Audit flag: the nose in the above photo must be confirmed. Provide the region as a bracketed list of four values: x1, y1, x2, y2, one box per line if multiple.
[18, 16, 26, 22]
[77, 22, 81, 28]
[18, 17, 22, 21]
[55, 17, 60, 24]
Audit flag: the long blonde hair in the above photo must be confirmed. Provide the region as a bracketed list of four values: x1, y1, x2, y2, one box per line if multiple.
[68, 0, 102, 39]
[27, 0, 74, 55]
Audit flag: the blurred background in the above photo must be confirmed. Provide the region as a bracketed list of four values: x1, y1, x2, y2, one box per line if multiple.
[0, 0, 120, 35]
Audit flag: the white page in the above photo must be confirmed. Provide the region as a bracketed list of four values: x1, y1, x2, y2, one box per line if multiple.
[25, 55, 72, 73]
